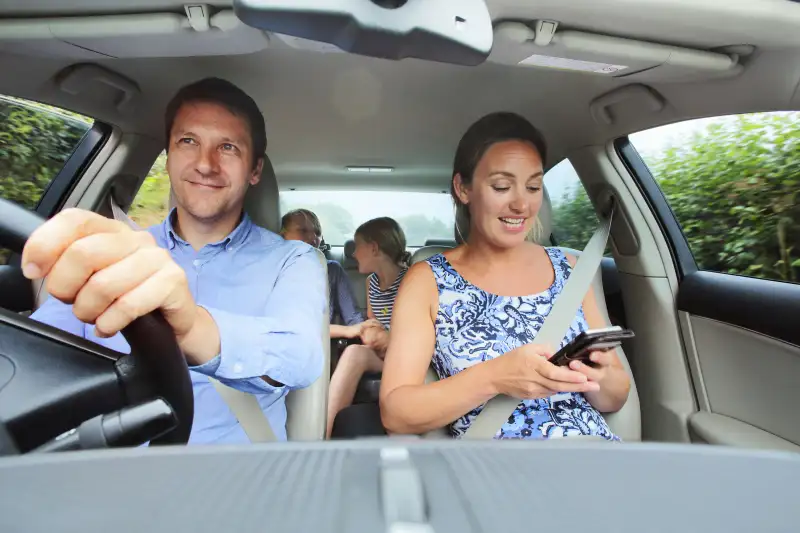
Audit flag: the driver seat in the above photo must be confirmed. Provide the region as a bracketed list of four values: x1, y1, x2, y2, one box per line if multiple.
[243, 155, 331, 441]
[413, 186, 641, 441]
[32, 155, 330, 442]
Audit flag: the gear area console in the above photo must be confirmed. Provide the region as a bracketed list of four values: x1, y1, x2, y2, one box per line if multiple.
[0, 439, 797, 532]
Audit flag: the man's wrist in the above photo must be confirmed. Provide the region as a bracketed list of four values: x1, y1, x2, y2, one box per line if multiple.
[178, 306, 221, 366]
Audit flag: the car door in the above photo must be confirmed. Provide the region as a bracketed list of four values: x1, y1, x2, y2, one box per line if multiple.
[618, 111, 800, 453]
[0, 95, 108, 312]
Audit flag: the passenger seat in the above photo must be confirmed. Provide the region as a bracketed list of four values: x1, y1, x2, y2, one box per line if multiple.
[413, 186, 641, 441]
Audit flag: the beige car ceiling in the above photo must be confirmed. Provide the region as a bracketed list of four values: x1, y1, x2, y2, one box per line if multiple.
[0, 0, 798, 191]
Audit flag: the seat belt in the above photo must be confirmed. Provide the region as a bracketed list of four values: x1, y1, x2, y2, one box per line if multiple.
[207, 378, 277, 442]
[462, 200, 615, 440]
[108, 195, 277, 442]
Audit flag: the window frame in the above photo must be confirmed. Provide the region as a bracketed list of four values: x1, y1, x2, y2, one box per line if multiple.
[544, 157, 599, 251]
[614, 137, 698, 280]
[0, 98, 111, 269]
[0, 95, 110, 218]
[35, 122, 112, 216]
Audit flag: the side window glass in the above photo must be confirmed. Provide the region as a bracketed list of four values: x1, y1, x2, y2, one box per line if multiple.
[0, 96, 93, 265]
[546, 159, 599, 251]
[630, 112, 800, 283]
[129, 151, 171, 228]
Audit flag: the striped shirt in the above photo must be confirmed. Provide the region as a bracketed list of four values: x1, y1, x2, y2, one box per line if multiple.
[368, 268, 408, 329]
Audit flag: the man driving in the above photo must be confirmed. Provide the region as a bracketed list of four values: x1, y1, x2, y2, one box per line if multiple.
[24, 77, 325, 444]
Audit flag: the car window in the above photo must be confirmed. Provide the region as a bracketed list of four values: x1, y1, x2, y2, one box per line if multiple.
[629, 112, 800, 283]
[546, 159, 599, 250]
[129, 151, 171, 228]
[0, 95, 93, 265]
[281, 190, 455, 246]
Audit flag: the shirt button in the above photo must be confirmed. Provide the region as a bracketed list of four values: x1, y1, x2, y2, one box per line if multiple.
[233, 363, 243, 374]
[193, 260, 201, 267]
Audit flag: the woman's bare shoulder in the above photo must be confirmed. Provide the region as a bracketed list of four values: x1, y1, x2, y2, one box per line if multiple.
[441, 244, 464, 260]
[403, 260, 437, 288]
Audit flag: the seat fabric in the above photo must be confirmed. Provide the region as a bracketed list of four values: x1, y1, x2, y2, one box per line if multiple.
[243, 156, 331, 440]
[342, 239, 368, 317]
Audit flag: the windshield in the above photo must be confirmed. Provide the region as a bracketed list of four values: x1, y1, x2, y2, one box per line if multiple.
[281, 190, 455, 246]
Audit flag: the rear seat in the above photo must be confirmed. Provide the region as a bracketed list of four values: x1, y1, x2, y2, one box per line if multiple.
[342, 239, 368, 318]
[424, 238, 457, 247]
[336, 240, 379, 402]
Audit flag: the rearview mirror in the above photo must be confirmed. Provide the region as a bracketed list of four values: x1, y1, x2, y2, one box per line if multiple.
[233, 0, 493, 66]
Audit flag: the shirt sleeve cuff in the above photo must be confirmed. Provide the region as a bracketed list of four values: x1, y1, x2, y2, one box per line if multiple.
[188, 306, 287, 395]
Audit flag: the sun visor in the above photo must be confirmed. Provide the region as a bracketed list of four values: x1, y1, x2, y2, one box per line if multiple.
[490, 21, 744, 82]
[0, 8, 270, 59]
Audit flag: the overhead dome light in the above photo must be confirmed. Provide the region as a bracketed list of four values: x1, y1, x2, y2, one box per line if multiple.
[346, 166, 394, 173]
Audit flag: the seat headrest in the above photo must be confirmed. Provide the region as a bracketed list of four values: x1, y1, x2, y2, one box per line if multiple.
[425, 238, 457, 247]
[343, 239, 358, 269]
[411, 245, 451, 264]
[344, 239, 356, 259]
[243, 155, 280, 233]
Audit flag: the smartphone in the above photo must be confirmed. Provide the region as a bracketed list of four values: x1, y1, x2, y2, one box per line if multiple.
[549, 326, 635, 368]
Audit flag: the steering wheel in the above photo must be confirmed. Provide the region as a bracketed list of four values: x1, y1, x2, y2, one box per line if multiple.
[0, 199, 193, 453]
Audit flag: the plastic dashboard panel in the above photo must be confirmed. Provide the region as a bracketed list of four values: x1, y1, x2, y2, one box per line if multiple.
[0, 439, 798, 532]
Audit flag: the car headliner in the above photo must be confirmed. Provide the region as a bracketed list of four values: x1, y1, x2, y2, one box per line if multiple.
[0, 0, 798, 192]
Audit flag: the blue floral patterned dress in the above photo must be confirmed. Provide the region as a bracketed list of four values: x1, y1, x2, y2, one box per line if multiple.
[427, 248, 618, 440]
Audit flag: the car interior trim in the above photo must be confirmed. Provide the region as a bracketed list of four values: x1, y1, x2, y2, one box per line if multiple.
[36, 121, 112, 217]
[677, 270, 800, 348]
[614, 137, 697, 279]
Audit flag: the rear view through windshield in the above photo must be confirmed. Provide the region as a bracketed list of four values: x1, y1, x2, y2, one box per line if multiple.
[281, 190, 456, 246]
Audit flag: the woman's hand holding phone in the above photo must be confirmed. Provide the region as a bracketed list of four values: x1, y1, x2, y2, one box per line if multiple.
[488, 344, 601, 400]
[568, 350, 616, 384]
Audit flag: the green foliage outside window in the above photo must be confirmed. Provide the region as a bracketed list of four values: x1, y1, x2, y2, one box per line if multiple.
[551, 112, 800, 282]
[129, 152, 171, 228]
[0, 97, 92, 264]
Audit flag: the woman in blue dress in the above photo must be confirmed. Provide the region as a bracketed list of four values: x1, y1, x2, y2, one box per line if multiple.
[380, 112, 630, 440]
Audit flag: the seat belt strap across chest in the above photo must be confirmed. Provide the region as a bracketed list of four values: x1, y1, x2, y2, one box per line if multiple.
[109, 195, 276, 443]
[462, 202, 615, 440]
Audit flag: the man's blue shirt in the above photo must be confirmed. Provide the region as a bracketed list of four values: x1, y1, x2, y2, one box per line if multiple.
[30, 210, 326, 443]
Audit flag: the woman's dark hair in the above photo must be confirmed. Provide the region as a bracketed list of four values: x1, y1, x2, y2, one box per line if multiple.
[355, 217, 411, 266]
[164, 77, 267, 170]
[451, 112, 548, 243]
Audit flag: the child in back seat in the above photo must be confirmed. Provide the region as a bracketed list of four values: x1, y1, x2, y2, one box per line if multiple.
[280, 209, 365, 330]
[326, 217, 410, 438]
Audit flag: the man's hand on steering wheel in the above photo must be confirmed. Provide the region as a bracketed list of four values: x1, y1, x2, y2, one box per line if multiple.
[22, 208, 219, 366]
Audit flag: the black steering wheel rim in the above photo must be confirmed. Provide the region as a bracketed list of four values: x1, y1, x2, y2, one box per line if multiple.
[0, 198, 193, 450]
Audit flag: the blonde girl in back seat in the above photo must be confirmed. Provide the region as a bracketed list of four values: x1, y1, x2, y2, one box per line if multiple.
[326, 217, 410, 438]
[380, 112, 630, 440]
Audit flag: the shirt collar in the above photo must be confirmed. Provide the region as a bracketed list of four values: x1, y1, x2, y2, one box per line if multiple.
[161, 208, 254, 251]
